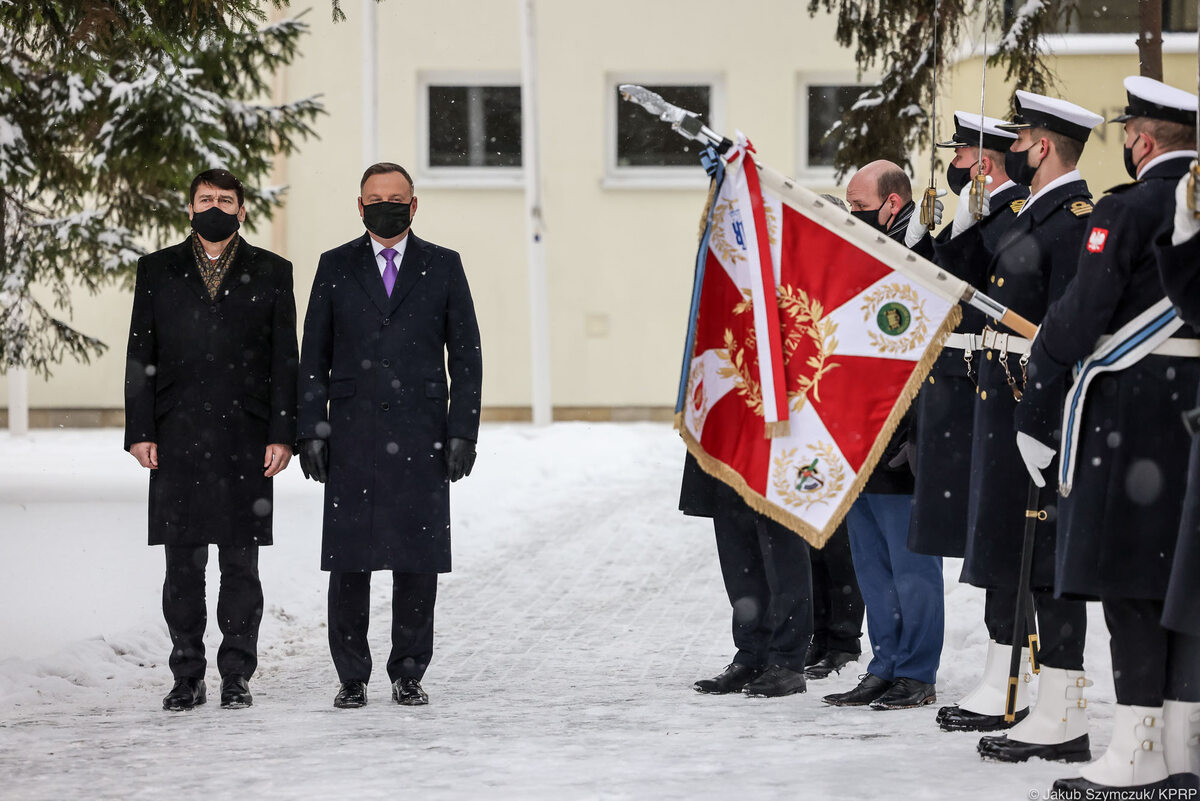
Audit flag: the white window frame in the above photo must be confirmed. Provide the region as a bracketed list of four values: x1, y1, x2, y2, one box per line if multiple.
[416, 71, 524, 189]
[795, 73, 871, 186]
[603, 73, 724, 190]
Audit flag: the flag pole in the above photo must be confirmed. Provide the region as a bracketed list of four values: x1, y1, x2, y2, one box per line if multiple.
[521, 0, 552, 426]
[618, 84, 1038, 340]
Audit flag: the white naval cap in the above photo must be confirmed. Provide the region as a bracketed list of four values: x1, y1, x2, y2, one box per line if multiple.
[936, 111, 1019, 152]
[997, 90, 1105, 143]
[1110, 75, 1197, 126]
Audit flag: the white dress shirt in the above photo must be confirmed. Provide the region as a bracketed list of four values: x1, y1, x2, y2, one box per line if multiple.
[370, 233, 410, 277]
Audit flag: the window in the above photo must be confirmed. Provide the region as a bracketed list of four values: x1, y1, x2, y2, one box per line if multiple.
[797, 79, 869, 180]
[605, 76, 723, 187]
[419, 74, 522, 186]
[1036, 0, 1197, 33]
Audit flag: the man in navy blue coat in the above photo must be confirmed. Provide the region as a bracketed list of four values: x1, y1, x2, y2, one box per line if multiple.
[1018, 77, 1200, 796]
[297, 162, 482, 709]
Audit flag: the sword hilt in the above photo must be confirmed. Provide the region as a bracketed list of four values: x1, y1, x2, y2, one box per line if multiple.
[920, 185, 938, 230]
[969, 173, 988, 220]
[1189, 162, 1200, 220]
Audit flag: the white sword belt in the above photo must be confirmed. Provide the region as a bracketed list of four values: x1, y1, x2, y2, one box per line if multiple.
[942, 332, 1200, 358]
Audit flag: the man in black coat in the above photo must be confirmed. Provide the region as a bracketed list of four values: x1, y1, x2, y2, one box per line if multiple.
[124, 168, 299, 712]
[919, 113, 1032, 734]
[1018, 77, 1200, 796]
[297, 162, 482, 709]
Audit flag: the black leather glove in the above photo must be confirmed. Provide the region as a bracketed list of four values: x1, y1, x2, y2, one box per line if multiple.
[445, 437, 476, 482]
[298, 438, 329, 483]
[886, 439, 918, 476]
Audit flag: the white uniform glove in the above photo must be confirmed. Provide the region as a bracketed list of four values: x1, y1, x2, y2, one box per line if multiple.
[951, 182, 991, 239]
[1016, 431, 1055, 489]
[1171, 171, 1200, 246]
[904, 189, 945, 247]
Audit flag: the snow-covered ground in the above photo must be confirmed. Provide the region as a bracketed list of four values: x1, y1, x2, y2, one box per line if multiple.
[0, 424, 1116, 800]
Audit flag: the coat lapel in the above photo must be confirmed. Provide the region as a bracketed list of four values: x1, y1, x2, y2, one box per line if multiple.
[385, 233, 432, 316]
[350, 234, 392, 314]
[212, 237, 257, 302]
[167, 238, 212, 303]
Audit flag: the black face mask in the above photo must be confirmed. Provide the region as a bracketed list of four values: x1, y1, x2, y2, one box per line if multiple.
[191, 207, 241, 242]
[850, 207, 891, 233]
[1005, 147, 1040, 187]
[946, 163, 972, 195]
[1123, 134, 1143, 180]
[362, 201, 412, 239]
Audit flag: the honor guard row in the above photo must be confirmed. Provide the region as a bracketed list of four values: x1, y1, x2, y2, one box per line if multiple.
[910, 76, 1200, 796]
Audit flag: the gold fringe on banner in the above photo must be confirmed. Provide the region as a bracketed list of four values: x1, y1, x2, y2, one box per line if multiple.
[763, 419, 791, 439]
[676, 302, 964, 550]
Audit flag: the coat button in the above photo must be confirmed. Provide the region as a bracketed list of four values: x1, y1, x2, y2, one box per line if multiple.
[203, 402, 213, 411]
[209, 306, 218, 314]
[382, 317, 391, 326]
[205, 353, 214, 362]
[381, 402, 390, 411]
[381, 359, 391, 368]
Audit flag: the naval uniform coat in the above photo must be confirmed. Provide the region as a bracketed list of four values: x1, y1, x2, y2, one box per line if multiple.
[909, 183, 1030, 557]
[1017, 155, 1199, 602]
[949, 178, 1094, 589]
[297, 232, 482, 574]
[1155, 226, 1200, 634]
[124, 237, 299, 546]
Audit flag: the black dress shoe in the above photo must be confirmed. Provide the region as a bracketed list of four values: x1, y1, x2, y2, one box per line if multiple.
[742, 665, 807, 698]
[822, 673, 893, 706]
[937, 704, 1028, 732]
[804, 644, 827, 669]
[804, 650, 860, 680]
[220, 675, 252, 709]
[693, 663, 763, 695]
[1050, 776, 1174, 799]
[162, 677, 206, 711]
[392, 677, 428, 706]
[870, 677, 936, 710]
[334, 680, 368, 709]
[977, 732, 1091, 763]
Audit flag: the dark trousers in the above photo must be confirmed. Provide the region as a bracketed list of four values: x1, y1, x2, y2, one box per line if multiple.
[1104, 598, 1200, 705]
[808, 522, 864, 655]
[1031, 590, 1087, 670]
[985, 586, 1018, 645]
[328, 571, 438, 684]
[163, 544, 262, 680]
[713, 496, 814, 672]
[846, 493, 944, 684]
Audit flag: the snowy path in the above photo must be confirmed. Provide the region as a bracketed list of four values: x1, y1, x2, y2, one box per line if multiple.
[0, 425, 1114, 800]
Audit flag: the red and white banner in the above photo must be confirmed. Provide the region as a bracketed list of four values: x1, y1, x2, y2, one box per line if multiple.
[679, 136, 961, 547]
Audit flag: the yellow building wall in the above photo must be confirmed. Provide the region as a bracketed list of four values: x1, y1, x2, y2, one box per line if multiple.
[2, 3, 1195, 421]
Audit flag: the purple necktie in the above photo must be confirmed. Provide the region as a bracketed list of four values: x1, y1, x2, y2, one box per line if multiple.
[380, 247, 398, 296]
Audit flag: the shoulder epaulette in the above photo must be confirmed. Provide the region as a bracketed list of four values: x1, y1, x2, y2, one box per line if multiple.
[1069, 200, 1093, 217]
[1009, 199, 1026, 214]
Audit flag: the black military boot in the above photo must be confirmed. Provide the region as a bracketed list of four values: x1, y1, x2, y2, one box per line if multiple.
[693, 663, 763, 695]
[162, 677, 206, 711]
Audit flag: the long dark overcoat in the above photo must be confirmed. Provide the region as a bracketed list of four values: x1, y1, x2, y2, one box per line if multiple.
[1154, 225, 1200, 635]
[124, 237, 298, 546]
[1018, 156, 1198, 602]
[944, 179, 1093, 589]
[297, 232, 482, 574]
[910, 182, 1030, 557]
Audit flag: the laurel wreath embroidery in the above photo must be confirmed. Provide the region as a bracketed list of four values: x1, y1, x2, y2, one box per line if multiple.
[710, 198, 743, 266]
[860, 283, 929, 355]
[772, 441, 846, 511]
[716, 286, 839, 417]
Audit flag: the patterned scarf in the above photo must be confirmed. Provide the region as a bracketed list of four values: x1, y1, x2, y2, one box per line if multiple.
[191, 232, 240, 299]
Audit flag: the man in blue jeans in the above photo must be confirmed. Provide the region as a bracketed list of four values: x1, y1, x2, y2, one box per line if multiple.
[823, 160, 945, 710]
